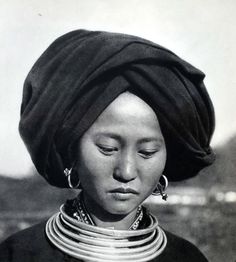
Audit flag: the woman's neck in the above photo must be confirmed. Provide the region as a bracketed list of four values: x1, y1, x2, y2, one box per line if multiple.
[82, 193, 138, 230]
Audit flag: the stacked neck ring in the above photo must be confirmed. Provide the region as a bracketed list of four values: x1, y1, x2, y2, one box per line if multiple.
[45, 202, 167, 262]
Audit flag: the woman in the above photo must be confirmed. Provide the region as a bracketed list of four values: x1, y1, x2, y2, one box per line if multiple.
[0, 29, 215, 261]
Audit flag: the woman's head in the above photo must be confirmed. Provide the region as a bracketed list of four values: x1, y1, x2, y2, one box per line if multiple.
[19, 29, 215, 188]
[76, 91, 166, 215]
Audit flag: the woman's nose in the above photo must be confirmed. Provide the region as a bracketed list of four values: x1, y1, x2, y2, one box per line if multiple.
[113, 153, 137, 182]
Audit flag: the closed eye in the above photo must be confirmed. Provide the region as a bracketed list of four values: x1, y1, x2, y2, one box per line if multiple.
[138, 150, 158, 159]
[97, 144, 118, 156]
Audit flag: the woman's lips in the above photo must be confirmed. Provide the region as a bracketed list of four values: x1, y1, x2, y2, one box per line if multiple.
[109, 187, 138, 200]
[110, 187, 138, 194]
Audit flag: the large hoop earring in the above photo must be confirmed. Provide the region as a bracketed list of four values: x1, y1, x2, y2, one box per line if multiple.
[152, 175, 168, 201]
[64, 168, 81, 189]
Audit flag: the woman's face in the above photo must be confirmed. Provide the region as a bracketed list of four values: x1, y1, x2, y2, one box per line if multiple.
[77, 92, 166, 217]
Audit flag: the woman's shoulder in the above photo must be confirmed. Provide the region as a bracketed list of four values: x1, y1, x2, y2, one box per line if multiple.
[156, 229, 208, 262]
[0, 220, 69, 262]
[0, 220, 47, 247]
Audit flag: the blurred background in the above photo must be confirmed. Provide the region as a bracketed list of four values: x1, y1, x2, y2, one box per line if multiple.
[0, 1, 235, 261]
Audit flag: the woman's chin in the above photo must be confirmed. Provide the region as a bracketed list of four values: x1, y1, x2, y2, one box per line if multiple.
[104, 202, 138, 216]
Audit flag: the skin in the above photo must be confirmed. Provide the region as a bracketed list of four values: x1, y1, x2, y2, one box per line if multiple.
[76, 91, 167, 230]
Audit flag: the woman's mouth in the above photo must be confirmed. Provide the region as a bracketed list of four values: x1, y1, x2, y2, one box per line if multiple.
[109, 187, 138, 200]
[110, 187, 138, 194]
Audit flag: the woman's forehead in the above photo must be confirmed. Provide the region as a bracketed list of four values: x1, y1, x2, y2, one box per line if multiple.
[99, 91, 158, 122]
[85, 91, 163, 138]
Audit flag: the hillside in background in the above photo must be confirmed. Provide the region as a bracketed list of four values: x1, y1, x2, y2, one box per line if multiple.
[0, 175, 75, 212]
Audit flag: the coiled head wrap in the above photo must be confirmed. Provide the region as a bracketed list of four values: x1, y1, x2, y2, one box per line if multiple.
[19, 29, 215, 187]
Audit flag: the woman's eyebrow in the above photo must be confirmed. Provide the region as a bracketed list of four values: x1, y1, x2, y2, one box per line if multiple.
[95, 133, 163, 143]
[95, 132, 121, 140]
[138, 137, 164, 144]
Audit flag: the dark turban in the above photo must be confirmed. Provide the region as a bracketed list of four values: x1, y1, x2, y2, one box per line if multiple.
[19, 29, 215, 187]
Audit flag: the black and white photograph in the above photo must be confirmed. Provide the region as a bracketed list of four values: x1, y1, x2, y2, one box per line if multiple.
[0, 1, 235, 261]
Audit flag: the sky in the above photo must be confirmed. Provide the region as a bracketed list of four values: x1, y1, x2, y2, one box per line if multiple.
[0, 0, 236, 177]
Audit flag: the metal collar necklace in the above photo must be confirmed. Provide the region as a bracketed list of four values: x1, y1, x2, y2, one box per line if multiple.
[45, 196, 167, 262]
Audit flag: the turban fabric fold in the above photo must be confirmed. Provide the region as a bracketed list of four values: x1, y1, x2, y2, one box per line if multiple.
[19, 30, 215, 187]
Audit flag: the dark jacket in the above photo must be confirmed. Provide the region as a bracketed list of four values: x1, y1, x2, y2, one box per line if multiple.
[0, 221, 208, 262]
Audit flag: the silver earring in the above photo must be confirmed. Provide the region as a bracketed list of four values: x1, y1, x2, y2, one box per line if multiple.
[152, 175, 168, 201]
[64, 168, 81, 189]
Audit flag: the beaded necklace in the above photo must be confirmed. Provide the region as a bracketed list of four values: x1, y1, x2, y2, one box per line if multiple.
[71, 194, 143, 230]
